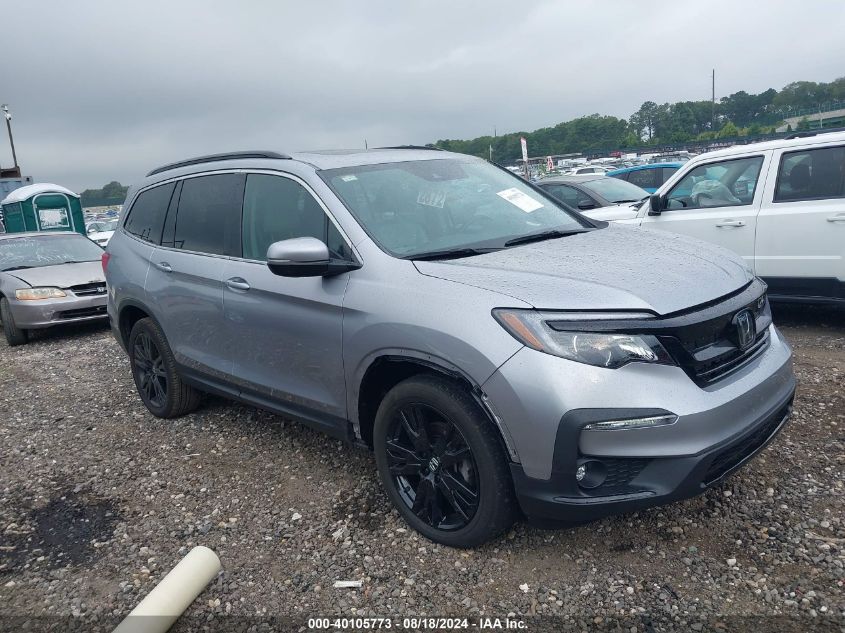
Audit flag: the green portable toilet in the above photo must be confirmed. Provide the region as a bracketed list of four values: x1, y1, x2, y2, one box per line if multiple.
[0, 183, 84, 235]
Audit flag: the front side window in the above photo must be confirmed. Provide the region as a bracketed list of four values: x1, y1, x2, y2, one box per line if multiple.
[661, 166, 680, 183]
[241, 174, 351, 261]
[543, 183, 594, 209]
[627, 169, 656, 189]
[665, 156, 763, 211]
[124, 182, 176, 244]
[0, 234, 103, 271]
[321, 159, 589, 258]
[774, 145, 845, 202]
[172, 174, 243, 256]
[580, 177, 650, 204]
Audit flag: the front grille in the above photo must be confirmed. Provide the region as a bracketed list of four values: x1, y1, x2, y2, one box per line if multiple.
[703, 400, 792, 485]
[655, 289, 772, 386]
[57, 305, 107, 320]
[69, 282, 107, 297]
[547, 281, 772, 387]
[598, 458, 650, 493]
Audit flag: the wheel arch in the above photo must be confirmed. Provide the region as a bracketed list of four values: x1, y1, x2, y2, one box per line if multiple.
[353, 352, 520, 463]
[116, 299, 163, 349]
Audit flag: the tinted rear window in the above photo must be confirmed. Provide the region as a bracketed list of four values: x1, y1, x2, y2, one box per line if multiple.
[172, 174, 244, 256]
[124, 182, 176, 244]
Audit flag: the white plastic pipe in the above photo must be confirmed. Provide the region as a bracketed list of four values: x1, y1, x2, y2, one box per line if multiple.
[113, 545, 222, 633]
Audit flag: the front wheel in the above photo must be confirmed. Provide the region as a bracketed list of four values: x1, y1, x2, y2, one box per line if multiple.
[1, 297, 28, 346]
[373, 375, 517, 547]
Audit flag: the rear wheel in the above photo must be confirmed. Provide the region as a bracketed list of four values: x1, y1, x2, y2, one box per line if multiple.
[0, 297, 28, 346]
[373, 375, 517, 547]
[128, 318, 201, 418]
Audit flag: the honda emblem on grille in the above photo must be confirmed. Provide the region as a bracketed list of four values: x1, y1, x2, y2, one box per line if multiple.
[733, 309, 756, 349]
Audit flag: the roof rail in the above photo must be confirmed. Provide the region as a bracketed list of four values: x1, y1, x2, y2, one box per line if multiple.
[375, 145, 442, 151]
[146, 151, 291, 177]
[784, 126, 845, 140]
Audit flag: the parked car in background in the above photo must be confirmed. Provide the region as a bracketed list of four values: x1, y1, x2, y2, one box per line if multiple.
[536, 174, 649, 214]
[606, 162, 684, 193]
[107, 148, 794, 547]
[0, 231, 108, 345]
[567, 165, 611, 176]
[86, 218, 119, 247]
[582, 130, 845, 305]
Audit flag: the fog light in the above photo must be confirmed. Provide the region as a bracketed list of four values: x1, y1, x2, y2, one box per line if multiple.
[575, 464, 586, 482]
[583, 414, 677, 431]
[575, 460, 607, 489]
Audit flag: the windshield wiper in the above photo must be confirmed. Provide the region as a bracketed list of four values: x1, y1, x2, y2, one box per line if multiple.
[504, 228, 590, 248]
[61, 260, 99, 265]
[1, 265, 34, 272]
[406, 247, 499, 261]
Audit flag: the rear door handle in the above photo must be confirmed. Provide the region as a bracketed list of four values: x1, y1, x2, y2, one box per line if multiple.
[156, 262, 172, 273]
[715, 220, 746, 228]
[827, 214, 845, 223]
[225, 277, 250, 291]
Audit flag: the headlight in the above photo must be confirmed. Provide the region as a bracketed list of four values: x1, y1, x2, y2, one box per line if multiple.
[492, 308, 674, 369]
[15, 287, 67, 300]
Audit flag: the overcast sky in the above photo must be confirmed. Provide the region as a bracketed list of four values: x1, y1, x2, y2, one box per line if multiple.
[2, 0, 844, 191]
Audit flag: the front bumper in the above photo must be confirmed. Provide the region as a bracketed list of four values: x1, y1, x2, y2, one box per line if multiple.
[481, 323, 796, 523]
[8, 294, 108, 329]
[510, 386, 794, 523]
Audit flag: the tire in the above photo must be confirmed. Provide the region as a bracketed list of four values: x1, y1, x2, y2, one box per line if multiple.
[128, 317, 201, 418]
[373, 374, 517, 548]
[1, 297, 28, 346]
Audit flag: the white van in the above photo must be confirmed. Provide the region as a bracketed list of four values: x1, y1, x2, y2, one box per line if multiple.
[585, 130, 845, 305]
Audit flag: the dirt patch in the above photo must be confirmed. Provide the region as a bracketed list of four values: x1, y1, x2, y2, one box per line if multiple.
[1, 488, 120, 574]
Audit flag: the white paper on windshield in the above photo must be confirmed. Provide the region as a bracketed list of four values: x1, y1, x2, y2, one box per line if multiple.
[340, 174, 357, 182]
[496, 188, 544, 213]
[417, 190, 446, 209]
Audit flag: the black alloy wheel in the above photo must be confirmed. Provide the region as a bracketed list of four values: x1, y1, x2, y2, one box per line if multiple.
[373, 375, 517, 547]
[385, 403, 480, 530]
[127, 317, 201, 418]
[133, 331, 167, 409]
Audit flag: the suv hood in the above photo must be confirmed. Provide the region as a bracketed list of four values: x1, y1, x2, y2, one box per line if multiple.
[414, 224, 753, 315]
[6, 261, 105, 289]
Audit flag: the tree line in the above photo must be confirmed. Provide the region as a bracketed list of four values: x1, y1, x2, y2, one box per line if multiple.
[80, 180, 128, 207]
[434, 76, 845, 162]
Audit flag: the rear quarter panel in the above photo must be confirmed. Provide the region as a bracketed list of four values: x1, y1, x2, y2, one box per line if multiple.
[105, 230, 155, 343]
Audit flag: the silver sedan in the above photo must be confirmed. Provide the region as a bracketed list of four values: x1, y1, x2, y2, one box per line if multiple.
[0, 231, 108, 346]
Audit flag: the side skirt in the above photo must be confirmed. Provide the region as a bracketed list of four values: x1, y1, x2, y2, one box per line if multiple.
[176, 364, 354, 443]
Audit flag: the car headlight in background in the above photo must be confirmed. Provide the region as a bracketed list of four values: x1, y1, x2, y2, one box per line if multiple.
[15, 287, 67, 300]
[492, 308, 674, 369]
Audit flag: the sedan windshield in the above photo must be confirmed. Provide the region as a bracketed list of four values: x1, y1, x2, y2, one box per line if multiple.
[321, 158, 591, 258]
[0, 234, 103, 271]
[581, 177, 649, 204]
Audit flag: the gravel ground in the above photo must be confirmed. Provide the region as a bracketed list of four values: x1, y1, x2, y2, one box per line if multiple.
[0, 305, 843, 632]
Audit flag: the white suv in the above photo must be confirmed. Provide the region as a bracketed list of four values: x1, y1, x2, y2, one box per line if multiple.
[584, 130, 845, 305]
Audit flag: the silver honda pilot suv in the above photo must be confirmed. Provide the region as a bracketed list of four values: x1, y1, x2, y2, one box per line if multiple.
[105, 148, 795, 547]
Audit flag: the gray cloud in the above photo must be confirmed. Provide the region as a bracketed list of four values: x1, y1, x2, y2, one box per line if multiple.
[2, 0, 844, 191]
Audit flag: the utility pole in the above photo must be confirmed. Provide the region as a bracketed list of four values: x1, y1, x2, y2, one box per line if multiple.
[711, 69, 716, 132]
[1, 104, 19, 169]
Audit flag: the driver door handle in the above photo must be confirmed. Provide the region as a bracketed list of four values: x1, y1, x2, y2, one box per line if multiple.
[827, 213, 845, 223]
[225, 277, 250, 291]
[156, 262, 172, 273]
[715, 220, 746, 228]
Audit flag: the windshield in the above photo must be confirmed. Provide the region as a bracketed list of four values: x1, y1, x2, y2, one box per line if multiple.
[0, 234, 103, 271]
[321, 158, 590, 258]
[581, 177, 649, 203]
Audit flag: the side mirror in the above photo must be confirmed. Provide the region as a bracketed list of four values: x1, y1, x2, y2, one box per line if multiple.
[577, 200, 597, 211]
[87, 227, 96, 234]
[266, 237, 360, 278]
[648, 193, 664, 215]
